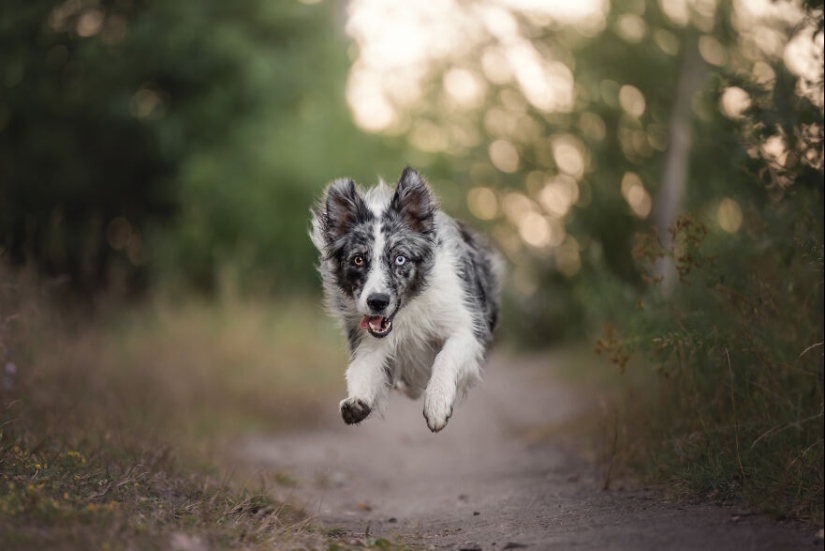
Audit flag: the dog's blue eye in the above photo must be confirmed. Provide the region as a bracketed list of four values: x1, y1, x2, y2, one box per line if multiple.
[395, 255, 407, 266]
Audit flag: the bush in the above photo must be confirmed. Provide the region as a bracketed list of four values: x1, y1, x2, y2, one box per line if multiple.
[599, 186, 824, 522]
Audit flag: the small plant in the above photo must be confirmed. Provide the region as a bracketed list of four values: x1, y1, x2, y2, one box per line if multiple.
[594, 324, 632, 374]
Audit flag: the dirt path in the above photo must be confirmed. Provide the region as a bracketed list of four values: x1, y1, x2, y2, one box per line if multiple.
[243, 354, 821, 550]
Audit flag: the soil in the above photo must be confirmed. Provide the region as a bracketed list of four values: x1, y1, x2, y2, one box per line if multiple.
[243, 354, 823, 550]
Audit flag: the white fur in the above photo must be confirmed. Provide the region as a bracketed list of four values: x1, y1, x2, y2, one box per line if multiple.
[357, 221, 390, 314]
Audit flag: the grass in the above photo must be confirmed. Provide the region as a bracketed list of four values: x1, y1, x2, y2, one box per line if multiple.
[0, 445, 309, 548]
[585, 352, 824, 521]
[0, 267, 385, 549]
[583, 209, 825, 526]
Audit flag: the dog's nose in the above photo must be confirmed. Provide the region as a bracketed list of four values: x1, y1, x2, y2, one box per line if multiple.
[367, 293, 390, 313]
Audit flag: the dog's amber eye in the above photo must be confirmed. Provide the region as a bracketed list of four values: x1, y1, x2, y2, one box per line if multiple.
[352, 255, 365, 266]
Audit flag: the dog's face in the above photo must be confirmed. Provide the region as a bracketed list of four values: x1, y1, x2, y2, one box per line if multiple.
[313, 168, 436, 339]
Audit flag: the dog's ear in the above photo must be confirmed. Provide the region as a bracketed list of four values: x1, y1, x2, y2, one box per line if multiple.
[323, 178, 369, 242]
[391, 167, 436, 234]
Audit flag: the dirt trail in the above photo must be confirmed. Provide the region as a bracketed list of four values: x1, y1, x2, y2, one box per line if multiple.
[243, 354, 821, 550]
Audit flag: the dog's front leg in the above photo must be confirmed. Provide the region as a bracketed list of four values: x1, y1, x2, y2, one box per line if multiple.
[340, 344, 391, 425]
[423, 332, 482, 432]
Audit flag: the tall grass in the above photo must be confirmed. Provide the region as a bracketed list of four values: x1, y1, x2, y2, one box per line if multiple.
[0, 266, 349, 548]
[596, 194, 824, 525]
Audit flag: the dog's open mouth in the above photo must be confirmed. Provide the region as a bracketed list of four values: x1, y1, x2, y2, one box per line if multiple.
[360, 315, 393, 338]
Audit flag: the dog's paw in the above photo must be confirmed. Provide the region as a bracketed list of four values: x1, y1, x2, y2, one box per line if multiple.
[340, 397, 372, 425]
[423, 387, 455, 433]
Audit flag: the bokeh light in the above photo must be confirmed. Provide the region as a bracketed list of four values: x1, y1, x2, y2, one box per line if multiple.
[621, 172, 653, 218]
[717, 198, 744, 233]
[502, 192, 536, 225]
[698, 35, 727, 66]
[518, 212, 552, 248]
[551, 135, 586, 179]
[538, 174, 579, 218]
[619, 85, 646, 118]
[720, 87, 752, 119]
[345, 0, 600, 132]
[556, 238, 582, 277]
[489, 139, 520, 173]
[467, 187, 500, 220]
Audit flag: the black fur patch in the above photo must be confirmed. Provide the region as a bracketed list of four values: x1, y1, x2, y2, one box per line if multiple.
[456, 221, 501, 344]
[381, 167, 437, 301]
[318, 179, 375, 298]
[340, 398, 371, 424]
[322, 179, 374, 248]
[346, 322, 365, 352]
[333, 222, 375, 298]
[390, 167, 436, 235]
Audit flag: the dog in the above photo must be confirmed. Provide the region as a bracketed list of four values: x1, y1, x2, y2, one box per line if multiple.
[309, 167, 504, 432]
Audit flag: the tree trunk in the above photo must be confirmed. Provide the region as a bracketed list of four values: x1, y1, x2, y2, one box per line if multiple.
[653, 38, 706, 295]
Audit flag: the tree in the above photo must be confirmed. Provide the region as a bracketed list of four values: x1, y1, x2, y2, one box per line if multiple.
[0, 0, 401, 295]
[342, 0, 824, 343]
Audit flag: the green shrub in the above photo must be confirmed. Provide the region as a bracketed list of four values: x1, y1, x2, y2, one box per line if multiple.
[599, 188, 824, 522]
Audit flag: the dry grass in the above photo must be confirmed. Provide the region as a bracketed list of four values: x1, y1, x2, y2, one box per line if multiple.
[0, 266, 364, 549]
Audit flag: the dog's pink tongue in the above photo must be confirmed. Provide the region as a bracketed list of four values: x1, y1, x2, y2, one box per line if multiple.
[360, 315, 382, 331]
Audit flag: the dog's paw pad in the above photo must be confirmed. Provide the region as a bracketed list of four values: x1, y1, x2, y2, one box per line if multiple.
[340, 398, 371, 425]
[423, 398, 453, 433]
[423, 382, 456, 433]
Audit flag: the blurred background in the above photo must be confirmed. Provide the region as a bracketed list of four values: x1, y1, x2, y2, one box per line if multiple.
[1, 0, 822, 341]
[0, 0, 823, 544]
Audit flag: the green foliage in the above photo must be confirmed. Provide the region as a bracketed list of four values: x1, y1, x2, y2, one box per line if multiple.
[586, 0, 825, 522]
[0, 0, 402, 295]
[601, 190, 824, 522]
[353, 0, 823, 345]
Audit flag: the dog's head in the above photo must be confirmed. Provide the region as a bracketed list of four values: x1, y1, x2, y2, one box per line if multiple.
[311, 167, 437, 339]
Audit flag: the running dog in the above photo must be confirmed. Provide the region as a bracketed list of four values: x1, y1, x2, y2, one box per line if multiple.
[310, 167, 503, 432]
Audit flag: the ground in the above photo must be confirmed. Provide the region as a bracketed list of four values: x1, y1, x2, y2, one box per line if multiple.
[241, 353, 823, 550]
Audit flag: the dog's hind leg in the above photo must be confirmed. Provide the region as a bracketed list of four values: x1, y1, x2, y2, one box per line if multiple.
[423, 332, 483, 432]
[340, 344, 391, 425]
